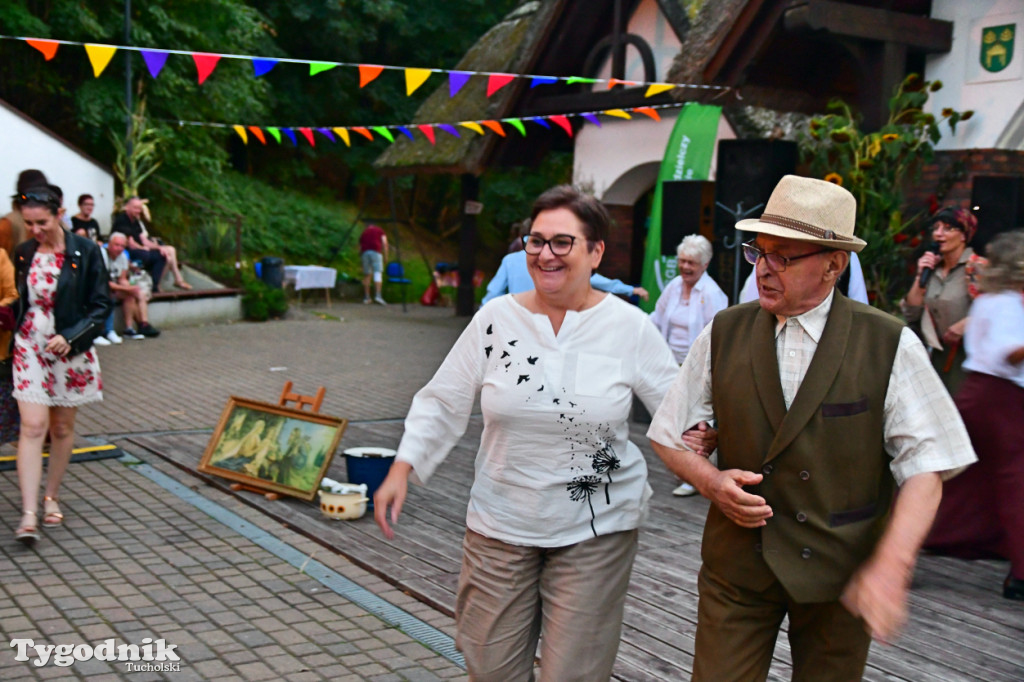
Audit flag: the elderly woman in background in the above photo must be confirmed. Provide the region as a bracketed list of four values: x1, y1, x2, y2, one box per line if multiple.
[373, 185, 686, 681]
[901, 206, 979, 393]
[11, 185, 111, 546]
[649, 234, 727, 497]
[925, 230, 1024, 601]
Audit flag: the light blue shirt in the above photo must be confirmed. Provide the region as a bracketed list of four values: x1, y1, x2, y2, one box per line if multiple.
[482, 250, 635, 305]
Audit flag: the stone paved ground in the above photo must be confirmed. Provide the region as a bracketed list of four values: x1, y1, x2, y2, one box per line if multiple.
[1, 301, 472, 681]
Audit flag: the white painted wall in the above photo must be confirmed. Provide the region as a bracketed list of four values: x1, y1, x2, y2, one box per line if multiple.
[0, 100, 115, 233]
[592, 0, 683, 83]
[928, 0, 1024, 150]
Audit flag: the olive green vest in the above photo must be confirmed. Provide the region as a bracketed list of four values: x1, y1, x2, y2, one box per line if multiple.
[708, 293, 904, 603]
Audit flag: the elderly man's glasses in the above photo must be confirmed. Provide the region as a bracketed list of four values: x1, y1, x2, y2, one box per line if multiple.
[523, 234, 579, 256]
[742, 241, 830, 272]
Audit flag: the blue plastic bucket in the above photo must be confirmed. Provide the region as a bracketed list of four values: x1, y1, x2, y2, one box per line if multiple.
[343, 447, 396, 509]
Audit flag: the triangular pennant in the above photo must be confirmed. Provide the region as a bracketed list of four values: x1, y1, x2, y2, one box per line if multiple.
[607, 78, 639, 89]
[566, 76, 598, 85]
[351, 127, 374, 141]
[252, 58, 278, 77]
[418, 125, 436, 145]
[397, 126, 415, 141]
[333, 127, 351, 147]
[232, 125, 248, 144]
[506, 118, 527, 136]
[371, 126, 395, 143]
[530, 117, 551, 129]
[26, 39, 59, 61]
[437, 124, 460, 138]
[459, 121, 485, 136]
[644, 83, 675, 97]
[298, 127, 315, 146]
[581, 113, 601, 127]
[448, 71, 472, 97]
[604, 109, 632, 119]
[317, 127, 336, 142]
[486, 73, 516, 97]
[84, 44, 117, 78]
[358, 64, 384, 88]
[530, 76, 559, 88]
[405, 68, 432, 96]
[266, 127, 282, 144]
[192, 53, 221, 84]
[549, 115, 573, 137]
[310, 62, 337, 76]
[481, 120, 506, 137]
[634, 107, 661, 121]
[141, 51, 168, 78]
[248, 126, 267, 144]
[282, 128, 298, 146]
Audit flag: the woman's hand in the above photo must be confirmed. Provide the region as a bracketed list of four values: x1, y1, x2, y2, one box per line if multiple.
[916, 251, 940, 280]
[681, 421, 717, 457]
[374, 461, 413, 540]
[45, 334, 71, 357]
[941, 317, 967, 346]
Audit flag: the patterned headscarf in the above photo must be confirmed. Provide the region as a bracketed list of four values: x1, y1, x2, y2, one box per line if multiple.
[928, 206, 979, 244]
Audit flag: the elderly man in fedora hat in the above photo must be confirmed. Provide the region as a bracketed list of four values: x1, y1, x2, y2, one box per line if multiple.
[648, 175, 976, 681]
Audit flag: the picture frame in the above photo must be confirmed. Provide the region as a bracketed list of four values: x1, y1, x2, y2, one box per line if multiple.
[199, 396, 347, 501]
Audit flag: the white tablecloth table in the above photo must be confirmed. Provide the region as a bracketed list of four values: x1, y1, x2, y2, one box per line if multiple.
[284, 265, 337, 305]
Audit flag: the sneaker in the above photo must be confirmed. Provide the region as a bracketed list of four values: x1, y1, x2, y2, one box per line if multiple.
[363, 297, 371, 304]
[93, 335, 111, 346]
[106, 330, 123, 344]
[138, 322, 161, 338]
[672, 482, 698, 497]
[122, 328, 146, 340]
[374, 296, 387, 306]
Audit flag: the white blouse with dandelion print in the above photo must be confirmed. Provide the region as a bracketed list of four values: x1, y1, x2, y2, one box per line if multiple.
[396, 293, 678, 547]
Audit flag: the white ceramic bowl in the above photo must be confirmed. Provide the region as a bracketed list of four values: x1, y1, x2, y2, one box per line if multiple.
[318, 484, 369, 520]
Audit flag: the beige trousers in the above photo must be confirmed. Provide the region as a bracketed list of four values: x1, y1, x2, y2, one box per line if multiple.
[455, 528, 638, 682]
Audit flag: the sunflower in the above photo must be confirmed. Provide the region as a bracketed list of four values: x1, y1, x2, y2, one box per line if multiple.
[941, 108, 954, 118]
[961, 110, 974, 120]
[930, 80, 944, 92]
[858, 159, 875, 169]
[830, 129, 853, 143]
[824, 173, 843, 186]
[882, 133, 899, 142]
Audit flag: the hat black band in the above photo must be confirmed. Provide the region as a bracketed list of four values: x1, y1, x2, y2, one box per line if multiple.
[760, 213, 854, 242]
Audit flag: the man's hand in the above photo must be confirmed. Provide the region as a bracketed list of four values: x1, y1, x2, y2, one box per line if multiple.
[681, 421, 717, 457]
[841, 555, 910, 644]
[632, 286, 649, 301]
[704, 469, 772, 528]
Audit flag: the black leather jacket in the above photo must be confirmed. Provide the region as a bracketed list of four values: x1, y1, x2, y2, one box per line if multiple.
[13, 230, 112, 358]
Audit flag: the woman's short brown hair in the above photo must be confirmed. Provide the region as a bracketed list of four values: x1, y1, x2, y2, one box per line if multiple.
[530, 185, 611, 246]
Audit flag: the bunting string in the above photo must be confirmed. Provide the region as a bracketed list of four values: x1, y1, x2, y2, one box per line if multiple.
[166, 102, 694, 149]
[5, 35, 730, 98]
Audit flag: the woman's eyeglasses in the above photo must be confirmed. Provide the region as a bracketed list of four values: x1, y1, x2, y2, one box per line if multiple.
[742, 241, 830, 272]
[523, 234, 580, 256]
[14, 191, 59, 208]
[931, 221, 963, 234]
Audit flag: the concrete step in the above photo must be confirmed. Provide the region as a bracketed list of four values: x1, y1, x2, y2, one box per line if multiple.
[113, 264, 242, 330]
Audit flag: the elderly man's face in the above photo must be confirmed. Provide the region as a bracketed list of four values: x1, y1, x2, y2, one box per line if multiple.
[754, 235, 844, 317]
[108, 235, 127, 259]
[124, 199, 142, 220]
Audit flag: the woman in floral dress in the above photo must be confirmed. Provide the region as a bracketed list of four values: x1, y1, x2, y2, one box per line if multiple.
[11, 186, 110, 546]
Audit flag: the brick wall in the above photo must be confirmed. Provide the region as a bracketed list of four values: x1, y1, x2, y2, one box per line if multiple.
[905, 149, 1024, 215]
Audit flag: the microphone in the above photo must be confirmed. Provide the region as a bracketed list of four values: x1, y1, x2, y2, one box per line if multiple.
[918, 242, 940, 288]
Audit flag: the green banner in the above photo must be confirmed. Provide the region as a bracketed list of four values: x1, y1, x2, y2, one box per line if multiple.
[639, 103, 721, 312]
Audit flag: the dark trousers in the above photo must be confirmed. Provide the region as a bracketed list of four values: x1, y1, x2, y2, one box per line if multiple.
[693, 566, 871, 682]
[127, 248, 166, 292]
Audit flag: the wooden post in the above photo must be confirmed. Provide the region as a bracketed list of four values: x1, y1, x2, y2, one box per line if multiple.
[457, 174, 479, 317]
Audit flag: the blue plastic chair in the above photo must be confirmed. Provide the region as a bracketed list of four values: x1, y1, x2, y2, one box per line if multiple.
[386, 261, 411, 311]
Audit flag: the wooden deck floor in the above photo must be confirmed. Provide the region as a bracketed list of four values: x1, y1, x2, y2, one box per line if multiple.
[126, 419, 1024, 681]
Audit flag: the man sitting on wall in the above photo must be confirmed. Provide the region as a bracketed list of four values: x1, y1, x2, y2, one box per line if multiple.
[102, 233, 160, 339]
[110, 196, 191, 292]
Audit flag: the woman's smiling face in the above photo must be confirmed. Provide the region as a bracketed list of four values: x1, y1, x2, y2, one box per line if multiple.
[526, 207, 604, 297]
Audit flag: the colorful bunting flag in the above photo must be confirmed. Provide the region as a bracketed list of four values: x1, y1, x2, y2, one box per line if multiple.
[635, 107, 661, 121]
[141, 51, 168, 78]
[486, 73, 516, 97]
[310, 62, 337, 76]
[566, 76, 598, 85]
[351, 127, 374, 141]
[358, 65, 384, 88]
[418, 125, 436, 145]
[604, 109, 632, 119]
[192, 53, 221, 84]
[266, 127, 282, 144]
[333, 127, 351, 147]
[298, 127, 315, 146]
[607, 78, 639, 88]
[530, 76, 559, 88]
[397, 126, 415, 140]
[645, 83, 675, 97]
[437, 124, 460, 138]
[232, 125, 248, 144]
[371, 126, 394, 143]
[248, 126, 267, 144]
[27, 39, 59, 60]
[459, 121, 485, 136]
[481, 120, 505, 137]
[282, 128, 298, 146]
[84, 44, 117, 77]
[404, 68, 432, 96]
[448, 72, 472, 97]
[506, 118, 527, 136]
[251, 58, 277, 77]
[549, 115, 573, 137]
[530, 117, 552, 129]
[317, 127, 336, 142]
[581, 113, 601, 127]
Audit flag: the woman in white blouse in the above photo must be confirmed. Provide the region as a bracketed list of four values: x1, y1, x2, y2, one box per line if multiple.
[649, 235, 727, 497]
[374, 186, 683, 681]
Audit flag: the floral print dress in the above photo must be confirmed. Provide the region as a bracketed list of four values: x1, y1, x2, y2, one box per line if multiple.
[13, 252, 102, 406]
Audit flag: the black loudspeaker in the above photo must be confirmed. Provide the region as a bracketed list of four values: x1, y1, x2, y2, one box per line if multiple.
[970, 175, 1024, 256]
[661, 181, 715, 255]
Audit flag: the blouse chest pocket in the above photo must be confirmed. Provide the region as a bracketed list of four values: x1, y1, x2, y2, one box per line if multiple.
[575, 353, 622, 397]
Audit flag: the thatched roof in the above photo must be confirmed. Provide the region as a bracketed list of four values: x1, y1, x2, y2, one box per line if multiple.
[374, 1, 563, 176]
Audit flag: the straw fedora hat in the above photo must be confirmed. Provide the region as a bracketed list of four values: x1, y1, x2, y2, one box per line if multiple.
[736, 175, 866, 252]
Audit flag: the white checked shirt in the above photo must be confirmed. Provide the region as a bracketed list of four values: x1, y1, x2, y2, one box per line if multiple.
[648, 290, 977, 485]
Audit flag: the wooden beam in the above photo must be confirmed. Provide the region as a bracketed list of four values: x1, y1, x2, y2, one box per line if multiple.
[653, 0, 691, 42]
[784, 0, 952, 53]
[518, 88, 675, 117]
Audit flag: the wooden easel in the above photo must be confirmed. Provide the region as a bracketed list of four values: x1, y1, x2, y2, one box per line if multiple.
[229, 381, 327, 500]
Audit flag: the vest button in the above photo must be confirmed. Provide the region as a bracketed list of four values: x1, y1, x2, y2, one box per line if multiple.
[801, 548, 812, 559]
[796, 512, 807, 523]
[762, 464, 773, 475]
[799, 470, 810, 480]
